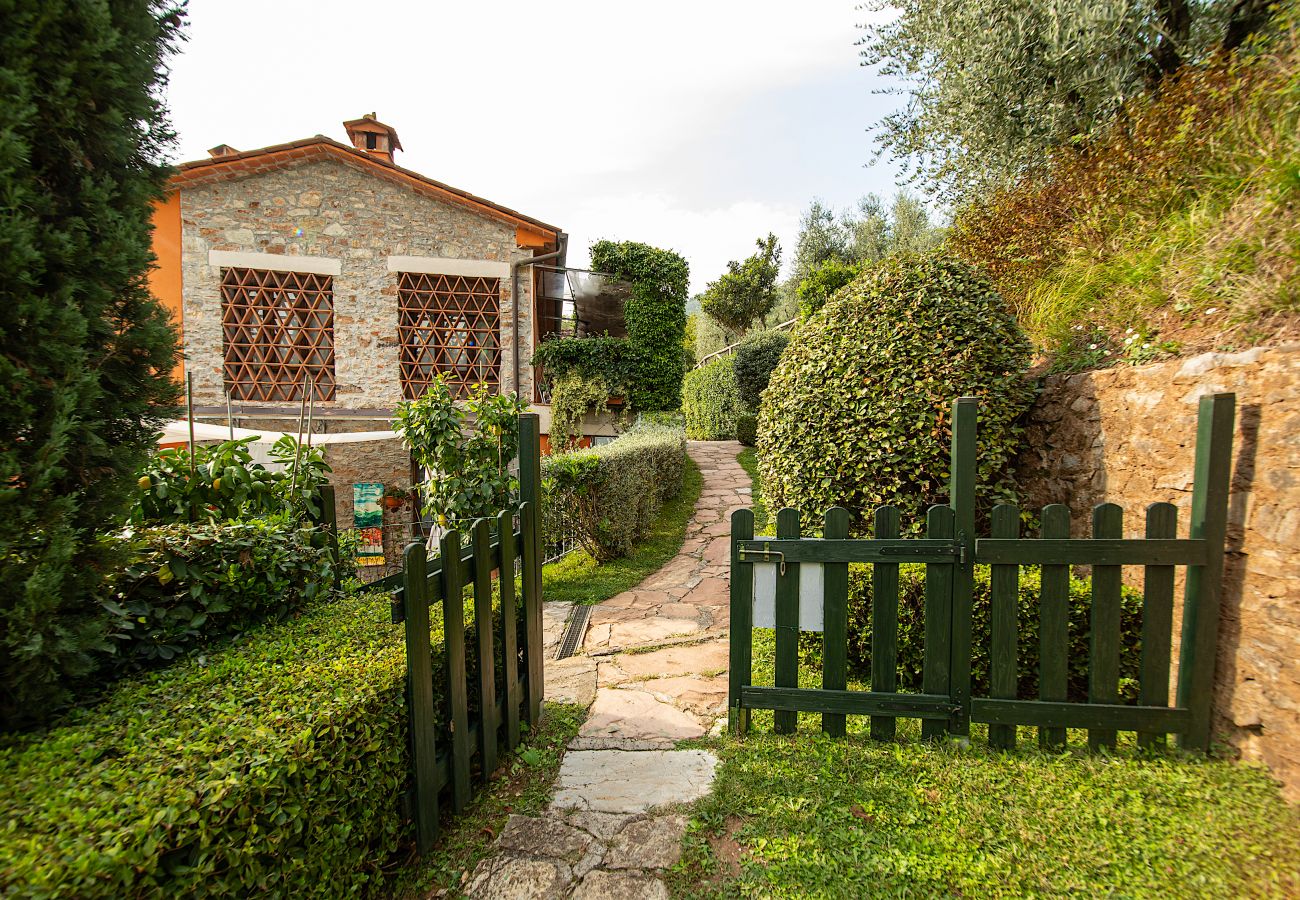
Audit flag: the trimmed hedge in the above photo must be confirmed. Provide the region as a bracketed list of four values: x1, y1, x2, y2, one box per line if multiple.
[759, 256, 1034, 535]
[732, 329, 789, 411]
[0, 588, 506, 897]
[682, 357, 743, 441]
[0, 591, 410, 896]
[736, 413, 758, 447]
[103, 516, 336, 673]
[542, 425, 686, 561]
[801, 564, 1143, 703]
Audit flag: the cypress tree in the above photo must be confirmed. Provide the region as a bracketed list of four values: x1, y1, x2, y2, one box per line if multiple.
[0, 0, 185, 726]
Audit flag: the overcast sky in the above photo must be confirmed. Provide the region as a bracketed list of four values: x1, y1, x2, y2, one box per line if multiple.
[164, 1, 909, 294]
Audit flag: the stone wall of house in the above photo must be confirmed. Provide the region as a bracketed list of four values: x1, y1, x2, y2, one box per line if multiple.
[1016, 344, 1300, 799]
[179, 155, 538, 408]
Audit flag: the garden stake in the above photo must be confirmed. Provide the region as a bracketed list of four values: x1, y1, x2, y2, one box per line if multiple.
[186, 372, 195, 477]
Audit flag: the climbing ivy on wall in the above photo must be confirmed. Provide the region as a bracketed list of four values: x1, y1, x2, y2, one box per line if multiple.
[589, 240, 689, 412]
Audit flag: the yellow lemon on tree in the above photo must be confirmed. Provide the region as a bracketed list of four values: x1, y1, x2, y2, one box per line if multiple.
[437, 514, 448, 527]
[213, 477, 222, 492]
[137, 475, 151, 491]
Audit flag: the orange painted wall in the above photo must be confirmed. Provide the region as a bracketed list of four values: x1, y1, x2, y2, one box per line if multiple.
[149, 191, 185, 382]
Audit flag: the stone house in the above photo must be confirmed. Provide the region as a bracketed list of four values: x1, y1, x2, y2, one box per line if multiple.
[148, 114, 604, 550]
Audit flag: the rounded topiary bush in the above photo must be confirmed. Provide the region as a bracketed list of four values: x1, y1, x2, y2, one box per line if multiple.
[758, 255, 1033, 534]
[682, 357, 742, 440]
[735, 413, 757, 446]
[732, 329, 790, 411]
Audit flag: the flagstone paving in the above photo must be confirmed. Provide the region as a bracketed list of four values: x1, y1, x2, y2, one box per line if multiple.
[466, 442, 747, 899]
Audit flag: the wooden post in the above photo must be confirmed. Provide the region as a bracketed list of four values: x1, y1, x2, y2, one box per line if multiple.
[1176, 392, 1236, 752]
[948, 397, 978, 737]
[317, 483, 338, 565]
[1139, 502, 1178, 749]
[497, 508, 522, 749]
[471, 518, 499, 776]
[440, 529, 472, 812]
[728, 508, 755, 735]
[821, 507, 851, 737]
[1089, 503, 1124, 751]
[1038, 504, 1071, 750]
[988, 503, 1020, 750]
[518, 413, 545, 725]
[870, 505, 901, 741]
[401, 541, 439, 854]
[922, 505, 955, 741]
[773, 507, 801, 735]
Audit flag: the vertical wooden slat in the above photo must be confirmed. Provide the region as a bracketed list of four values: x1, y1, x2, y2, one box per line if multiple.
[440, 529, 472, 811]
[922, 504, 955, 741]
[821, 507, 851, 737]
[497, 509, 522, 750]
[773, 507, 801, 735]
[520, 499, 544, 727]
[1139, 502, 1178, 749]
[1038, 504, 1071, 750]
[317, 483, 338, 565]
[729, 508, 755, 735]
[402, 541, 438, 854]
[989, 503, 1020, 750]
[1176, 392, 1236, 752]
[948, 397, 978, 737]
[1089, 503, 1124, 751]
[518, 413, 545, 726]
[471, 518, 498, 777]
[871, 505, 901, 741]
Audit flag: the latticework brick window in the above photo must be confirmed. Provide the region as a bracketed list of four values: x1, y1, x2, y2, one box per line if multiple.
[220, 267, 336, 401]
[398, 272, 501, 400]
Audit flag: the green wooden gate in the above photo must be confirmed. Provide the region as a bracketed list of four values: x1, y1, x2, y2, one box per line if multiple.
[728, 393, 1235, 752]
[381, 413, 546, 854]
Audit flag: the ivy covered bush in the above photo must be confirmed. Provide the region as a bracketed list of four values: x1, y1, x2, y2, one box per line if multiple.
[682, 357, 743, 441]
[0, 588, 505, 897]
[588, 240, 690, 412]
[732, 329, 790, 411]
[806, 564, 1144, 703]
[103, 516, 336, 673]
[759, 256, 1034, 534]
[542, 425, 686, 561]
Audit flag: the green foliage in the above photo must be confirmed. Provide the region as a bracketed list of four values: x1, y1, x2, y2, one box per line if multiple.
[682, 357, 744, 441]
[542, 425, 686, 562]
[393, 377, 525, 530]
[0, 589, 481, 897]
[531, 335, 633, 386]
[589, 240, 690, 411]
[102, 516, 336, 673]
[859, 0, 1275, 199]
[816, 564, 1142, 702]
[796, 259, 861, 318]
[542, 458, 702, 606]
[547, 371, 618, 452]
[736, 447, 771, 534]
[0, 0, 186, 728]
[132, 436, 331, 524]
[950, 22, 1300, 365]
[735, 414, 758, 447]
[731, 330, 790, 410]
[792, 194, 944, 284]
[699, 234, 782, 337]
[758, 256, 1034, 534]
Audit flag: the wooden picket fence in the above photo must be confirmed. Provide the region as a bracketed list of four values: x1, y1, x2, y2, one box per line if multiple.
[729, 393, 1236, 752]
[378, 413, 546, 854]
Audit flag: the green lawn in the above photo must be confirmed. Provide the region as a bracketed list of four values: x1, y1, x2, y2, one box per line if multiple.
[393, 703, 585, 898]
[670, 629, 1300, 898]
[541, 457, 703, 605]
[735, 447, 771, 534]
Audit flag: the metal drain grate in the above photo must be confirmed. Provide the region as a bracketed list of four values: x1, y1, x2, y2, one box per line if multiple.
[555, 605, 591, 660]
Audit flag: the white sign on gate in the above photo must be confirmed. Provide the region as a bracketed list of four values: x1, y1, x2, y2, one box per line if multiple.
[752, 562, 824, 632]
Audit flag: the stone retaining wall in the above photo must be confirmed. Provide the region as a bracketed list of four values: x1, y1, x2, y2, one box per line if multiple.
[1016, 344, 1300, 798]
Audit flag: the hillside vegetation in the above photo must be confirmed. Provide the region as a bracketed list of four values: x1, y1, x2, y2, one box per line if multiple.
[950, 17, 1300, 372]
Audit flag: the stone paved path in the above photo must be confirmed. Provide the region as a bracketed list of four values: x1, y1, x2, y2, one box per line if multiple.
[464, 442, 747, 899]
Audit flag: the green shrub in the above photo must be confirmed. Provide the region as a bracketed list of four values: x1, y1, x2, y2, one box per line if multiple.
[736, 414, 758, 447]
[795, 258, 861, 319]
[133, 436, 332, 524]
[682, 357, 743, 441]
[589, 241, 690, 412]
[103, 516, 336, 672]
[759, 256, 1034, 534]
[810, 564, 1143, 703]
[542, 425, 686, 561]
[0, 590, 445, 896]
[732, 330, 790, 411]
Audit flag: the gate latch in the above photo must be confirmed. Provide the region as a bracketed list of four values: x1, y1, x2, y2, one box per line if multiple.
[738, 542, 786, 575]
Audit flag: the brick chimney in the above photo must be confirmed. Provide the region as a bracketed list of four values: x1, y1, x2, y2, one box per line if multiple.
[343, 113, 402, 164]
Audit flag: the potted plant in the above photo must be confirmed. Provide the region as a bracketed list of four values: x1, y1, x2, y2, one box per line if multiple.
[382, 484, 408, 511]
